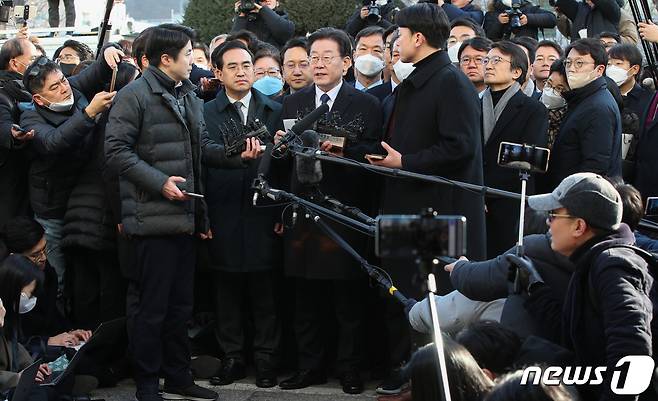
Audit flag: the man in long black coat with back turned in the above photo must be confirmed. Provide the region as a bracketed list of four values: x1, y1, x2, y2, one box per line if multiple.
[367, 3, 486, 394]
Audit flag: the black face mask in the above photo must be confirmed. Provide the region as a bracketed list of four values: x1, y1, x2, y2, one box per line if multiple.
[59, 63, 77, 77]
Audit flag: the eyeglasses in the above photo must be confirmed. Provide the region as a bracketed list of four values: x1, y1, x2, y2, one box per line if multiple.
[284, 61, 310, 70]
[254, 67, 281, 77]
[482, 56, 511, 66]
[309, 55, 341, 66]
[546, 212, 577, 223]
[57, 54, 80, 63]
[460, 55, 484, 66]
[564, 59, 595, 70]
[25, 57, 50, 92]
[225, 63, 253, 73]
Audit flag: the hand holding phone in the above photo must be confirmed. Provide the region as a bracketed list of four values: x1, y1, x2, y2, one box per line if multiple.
[182, 191, 205, 199]
[365, 154, 386, 161]
[109, 66, 118, 92]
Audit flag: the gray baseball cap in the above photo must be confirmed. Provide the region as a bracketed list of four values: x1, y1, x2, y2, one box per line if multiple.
[528, 173, 622, 231]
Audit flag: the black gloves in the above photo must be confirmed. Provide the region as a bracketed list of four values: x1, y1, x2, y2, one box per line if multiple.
[506, 254, 545, 295]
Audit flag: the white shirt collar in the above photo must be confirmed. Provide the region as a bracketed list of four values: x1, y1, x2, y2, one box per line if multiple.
[315, 81, 343, 110]
[226, 91, 252, 125]
[355, 78, 383, 91]
[391, 79, 399, 92]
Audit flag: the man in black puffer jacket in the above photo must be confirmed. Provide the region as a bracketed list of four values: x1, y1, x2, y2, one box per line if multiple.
[20, 46, 123, 295]
[105, 25, 261, 401]
[524, 172, 653, 401]
[231, 0, 295, 49]
[483, 0, 557, 41]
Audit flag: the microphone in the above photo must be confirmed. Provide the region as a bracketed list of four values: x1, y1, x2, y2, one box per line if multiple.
[296, 130, 323, 185]
[273, 103, 329, 154]
[253, 142, 274, 206]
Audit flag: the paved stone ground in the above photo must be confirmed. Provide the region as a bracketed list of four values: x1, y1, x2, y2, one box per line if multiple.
[92, 378, 378, 401]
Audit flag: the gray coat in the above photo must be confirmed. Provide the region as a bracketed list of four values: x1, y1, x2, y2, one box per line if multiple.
[450, 233, 575, 339]
[105, 66, 244, 236]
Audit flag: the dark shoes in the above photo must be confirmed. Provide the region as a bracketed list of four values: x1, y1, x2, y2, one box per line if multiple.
[279, 370, 327, 390]
[209, 358, 246, 386]
[190, 355, 222, 380]
[255, 372, 277, 388]
[376, 368, 408, 395]
[162, 384, 218, 401]
[340, 370, 364, 394]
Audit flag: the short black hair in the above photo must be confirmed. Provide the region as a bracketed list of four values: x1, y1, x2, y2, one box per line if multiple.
[536, 39, 564, 59]
[383, 24, 399, 44]
[0, 38, 27, 70]
[511, 36, 538, 66]
[23, 56, 61, 94]
[597, 31, 622, 43]
[54, 39, 94, 62]
[549, 58, 566, 76]
[396, 3, 450, 50]
[608, 177, 644, 231]
[458, 36, 493, 60]
[307, 27, 353, 58]
[566, 38, 608, 67]
[146, 24, 195, 67]
[450, 17, 486, 38]
[280, 37, 308, 63]
[355, 26, 385, 47]
[492, 40, 529, 84]
[193, 41, 210, 62]
[227, 30, 260, 54]
[132, 27, 154, 70]
[456, 321, 522, 376]
[608, 43, 643, 77]
[211, 40, 253, 70]
[1, 216, 44, 254]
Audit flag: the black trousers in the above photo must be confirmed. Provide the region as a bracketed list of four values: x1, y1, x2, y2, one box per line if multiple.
[128, 235, 195, 393]
[47, 0, 75, 27]
[69, 247, 126, 330]
[214, 270, 280, 369]
[293, 278, 366, 374]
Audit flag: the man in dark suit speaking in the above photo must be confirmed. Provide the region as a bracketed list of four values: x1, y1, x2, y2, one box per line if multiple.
[366, 3, 486, 393]
[274, 27, 382, 394]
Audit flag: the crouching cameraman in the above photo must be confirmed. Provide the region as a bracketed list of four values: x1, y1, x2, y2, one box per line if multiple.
[231, 0, 294, 48]
[484, 0, 556, 41]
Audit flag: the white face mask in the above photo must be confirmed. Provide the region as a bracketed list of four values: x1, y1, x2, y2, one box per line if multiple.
[540, 87, 567, 110]
[19, 293, 37, 314]
[194, 63, 210, 71]
[567, 69, 597, 90]
[447, 42, 462, 63]
[46, 94, 74, 112]
[354, 53, 385, 77]
[606, 65, 630, 87]
[393, 60, 415, 82]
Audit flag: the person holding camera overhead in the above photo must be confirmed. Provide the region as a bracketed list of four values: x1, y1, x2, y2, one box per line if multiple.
[345, 0, 396, 37]
[231, 0, 294, 49]
[483, 0, 556, 41]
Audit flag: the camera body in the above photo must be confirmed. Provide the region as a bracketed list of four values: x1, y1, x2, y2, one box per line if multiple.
[364, 0, 389, 24]
[507, 0, 524, 29]
[239, 0, 261, 14]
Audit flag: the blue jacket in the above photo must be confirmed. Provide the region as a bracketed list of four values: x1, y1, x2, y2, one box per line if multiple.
[546, 77, 622, 190]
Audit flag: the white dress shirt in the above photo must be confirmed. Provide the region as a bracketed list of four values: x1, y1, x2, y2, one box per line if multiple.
[226, 91, 252, 125]
[314, 81, 343, 110]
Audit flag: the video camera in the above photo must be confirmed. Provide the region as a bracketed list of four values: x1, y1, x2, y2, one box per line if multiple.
[363, 0, 388, 24]
[375, 209, 466, 260]
[507, 0, 524, 29]
[238, 0, 261, 14]
[0, 1, 35, 25]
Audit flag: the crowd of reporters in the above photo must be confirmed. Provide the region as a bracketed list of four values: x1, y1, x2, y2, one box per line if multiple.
[1, 0, 658, 400]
